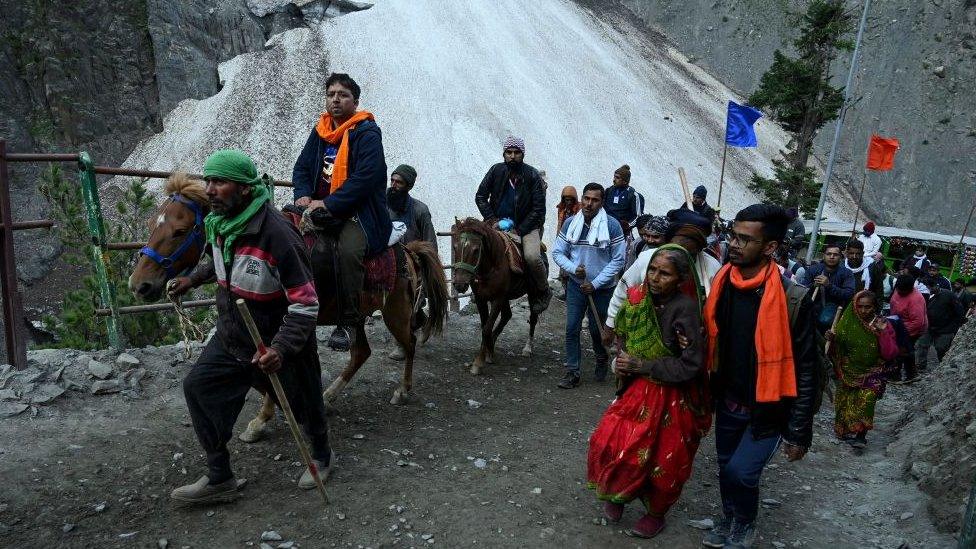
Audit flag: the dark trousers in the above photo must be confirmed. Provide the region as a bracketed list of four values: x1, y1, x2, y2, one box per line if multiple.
[715, 399, 781, 524]
[336, 219, 367, 325]
[564, 280, 610, 375]
[915, 332, 955, 370]
[183, 338, 330, 482]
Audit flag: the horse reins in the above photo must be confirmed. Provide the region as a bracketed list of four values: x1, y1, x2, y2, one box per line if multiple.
[453, 231, 482, 276]
[140, 194, 206, 279]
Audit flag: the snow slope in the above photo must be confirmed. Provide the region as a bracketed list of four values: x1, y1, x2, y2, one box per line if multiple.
[116, 0, 843, 256]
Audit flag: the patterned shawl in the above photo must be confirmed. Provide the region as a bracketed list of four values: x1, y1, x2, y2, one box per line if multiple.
[832, 290, 886, 391]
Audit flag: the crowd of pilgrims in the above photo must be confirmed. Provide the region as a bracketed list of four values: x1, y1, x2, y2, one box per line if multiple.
[539, 163, 973, 546]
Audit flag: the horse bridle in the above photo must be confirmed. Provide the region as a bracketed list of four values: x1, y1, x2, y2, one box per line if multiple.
[139, 194, 206, 279]
[452, 231, 483, 276]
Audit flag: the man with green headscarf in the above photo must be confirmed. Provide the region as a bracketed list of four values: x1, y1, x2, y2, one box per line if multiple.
[167, 150, 332, 503]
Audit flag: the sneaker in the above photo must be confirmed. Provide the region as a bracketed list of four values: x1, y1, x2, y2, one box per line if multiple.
[328, 326, 353, 352]
[625, 514, 665, 538]
[298, 456, 333, 490]
[603, 501, 624, 523]
[701, 516, 732, 548]
[170, 475, 244, 504]
[557, 371, 580, 389]
[725, 520, 757, 549]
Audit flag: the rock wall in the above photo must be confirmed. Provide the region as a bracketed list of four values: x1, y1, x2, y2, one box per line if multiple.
[890, 316, 976, 534]
[607, 0, 976, 233]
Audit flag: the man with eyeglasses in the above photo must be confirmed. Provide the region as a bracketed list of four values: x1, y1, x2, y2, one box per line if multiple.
[700, 204, 818, 549]
[799, 243, 856, 333]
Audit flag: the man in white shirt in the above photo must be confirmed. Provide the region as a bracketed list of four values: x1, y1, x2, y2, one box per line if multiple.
[858, 221, 883, 257]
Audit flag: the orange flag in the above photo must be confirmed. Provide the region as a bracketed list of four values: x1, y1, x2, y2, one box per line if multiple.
[866, 134, 899, 171]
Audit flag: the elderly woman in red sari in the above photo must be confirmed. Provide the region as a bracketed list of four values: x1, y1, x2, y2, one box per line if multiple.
[587, 244, 711, 538]
[827, 290, 898, 449]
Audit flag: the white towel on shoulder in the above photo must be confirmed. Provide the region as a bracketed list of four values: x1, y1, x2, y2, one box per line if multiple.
[565, 209, 610, 247]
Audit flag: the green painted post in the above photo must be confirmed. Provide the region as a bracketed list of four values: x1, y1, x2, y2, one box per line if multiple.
[77, 153, 121, 349]
[960, 476, 976, 548]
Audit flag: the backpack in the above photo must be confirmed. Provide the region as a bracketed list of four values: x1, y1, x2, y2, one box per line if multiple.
[783, 279, 828, 413]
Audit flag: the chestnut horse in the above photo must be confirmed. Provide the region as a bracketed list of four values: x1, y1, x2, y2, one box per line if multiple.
[451, 217, 541, 375]
[129, 174, 449, 442]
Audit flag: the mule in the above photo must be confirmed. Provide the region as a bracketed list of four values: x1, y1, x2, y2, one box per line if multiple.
[129, 174, 449, 442]
[450, 217, 542, 375]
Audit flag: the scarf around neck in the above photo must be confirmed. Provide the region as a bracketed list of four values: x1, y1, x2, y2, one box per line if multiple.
[204, 183, 271, 266]
[565, 209, 610, 247]
[846, 256, 873, 288]
[703, 260, 797, 402]
[315, 110, 375, 194]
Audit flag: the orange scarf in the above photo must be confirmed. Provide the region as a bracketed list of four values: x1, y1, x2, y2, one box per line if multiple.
[315, 110, 375, 194]
[703, 261, 796, 403]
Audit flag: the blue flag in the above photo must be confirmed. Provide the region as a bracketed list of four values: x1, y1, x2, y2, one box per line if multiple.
[725, 101, 762, 147]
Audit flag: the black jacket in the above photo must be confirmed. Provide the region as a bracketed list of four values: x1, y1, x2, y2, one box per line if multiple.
[188, 203, 319, 364]
[713, 277, 820, 448]
[927, 290, 965, 336]
[475, 162, 545, 236]
[291, 120, 392, 256]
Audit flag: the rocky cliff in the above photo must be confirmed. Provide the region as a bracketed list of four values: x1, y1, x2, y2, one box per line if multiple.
[610, 0, 976, 234]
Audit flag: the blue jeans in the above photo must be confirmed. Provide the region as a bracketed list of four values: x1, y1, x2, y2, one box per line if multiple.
[564, 280, 610, 375]
[715, 399, 781, 523]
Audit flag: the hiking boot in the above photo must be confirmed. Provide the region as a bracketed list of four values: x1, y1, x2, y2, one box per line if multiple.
[701, 516, 732, 548]
[170, 475, 243, 504]
[625, 514, 665, 538]
[725, 520, 757, 549]
[530, 288, 553, 315]
[299, 456, 333, 490]
[557, 371, 580, 389]
[388, 345, 406, 361]
[328, 326, 353, 352]
[603, 501, 624, 523]
[849, 433, 867, 449]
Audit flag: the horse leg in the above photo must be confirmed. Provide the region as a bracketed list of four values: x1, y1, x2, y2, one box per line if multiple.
[522, 310, 539, 357]
[387, 299, 417, 405]
[471, 298, 491, 375]
[323, 322, 372, 404]
[239, 389, 276, 443]
[487, 301, 513, 364]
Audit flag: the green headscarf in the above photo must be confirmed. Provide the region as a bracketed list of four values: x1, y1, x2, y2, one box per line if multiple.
[201, 150, 272, 266]
[832, 290, 883, 382]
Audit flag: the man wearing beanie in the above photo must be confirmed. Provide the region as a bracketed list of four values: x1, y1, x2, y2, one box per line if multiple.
[681, 184, 717, 223]
[858, 221, 882, 257]
[167, 150, 332, 503]
[387, 164, 436, 246]
[475, 135, 551, 314]
[603, 164, 644, 235]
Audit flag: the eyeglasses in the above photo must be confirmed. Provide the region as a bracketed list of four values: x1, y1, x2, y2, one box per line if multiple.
[728, 232, 763, 246]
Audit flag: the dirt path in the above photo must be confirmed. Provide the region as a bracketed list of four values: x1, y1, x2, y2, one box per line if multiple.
[0, 299, 956, 548]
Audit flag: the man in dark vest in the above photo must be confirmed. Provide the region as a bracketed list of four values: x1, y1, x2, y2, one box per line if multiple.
[387, 164, 436, 246]
[291, 73, 391, 352]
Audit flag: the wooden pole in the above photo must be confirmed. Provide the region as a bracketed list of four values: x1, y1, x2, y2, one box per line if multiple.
[949, 191, 976, 281]
[586, 295, 609, 342]
[235, 299, 329, 506]
[717, 142, 728, 210]
[851, 168, 869, 237]
[678, 167, 693, 210]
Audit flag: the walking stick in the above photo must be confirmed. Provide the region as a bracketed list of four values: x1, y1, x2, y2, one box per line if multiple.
[823, 306, 844, 403]
[586, 294, 610, 342]
[235, 299, 329, 505]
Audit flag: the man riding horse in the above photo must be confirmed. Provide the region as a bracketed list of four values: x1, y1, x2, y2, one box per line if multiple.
[292, 72, 391, 352]
[475, 136, 551, 314]
[167, 149, 331, 503]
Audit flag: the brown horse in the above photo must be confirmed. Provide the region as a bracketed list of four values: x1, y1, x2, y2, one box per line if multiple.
[129, 174, 449, 441]
[451, 217, 540, 375]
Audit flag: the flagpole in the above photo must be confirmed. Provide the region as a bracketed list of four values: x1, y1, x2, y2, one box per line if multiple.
[806, 0, 872, 264]
[850, 168, 869, 236]
[718, 142, 728, 211]
[949, 186, 976, 281]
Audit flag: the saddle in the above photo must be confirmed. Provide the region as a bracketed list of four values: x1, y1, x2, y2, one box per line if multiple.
[497, 230, 525, 275]
[282, 207, 404, 294]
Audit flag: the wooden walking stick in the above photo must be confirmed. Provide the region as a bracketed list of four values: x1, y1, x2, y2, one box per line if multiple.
[235, 299, 329, 505]
[823, 305, 844, 403]
[678, 167, 694, 210]
[586, 294, 610, 342]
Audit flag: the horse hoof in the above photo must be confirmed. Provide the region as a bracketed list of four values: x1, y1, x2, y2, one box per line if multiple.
[390, 389, 411, 405]
[521, 345, 533, 357]
[470, 363, 482, 376]
[485, 355, 495, 364]
[238, 420, 265, 443]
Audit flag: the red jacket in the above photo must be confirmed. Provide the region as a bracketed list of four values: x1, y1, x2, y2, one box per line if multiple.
[890, 289, 928, 338]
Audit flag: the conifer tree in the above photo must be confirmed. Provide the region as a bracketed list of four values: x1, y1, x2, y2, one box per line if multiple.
[748, 0, 854, 215]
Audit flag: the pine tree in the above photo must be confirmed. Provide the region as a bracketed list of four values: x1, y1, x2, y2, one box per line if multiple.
[748, 0, 854, 216]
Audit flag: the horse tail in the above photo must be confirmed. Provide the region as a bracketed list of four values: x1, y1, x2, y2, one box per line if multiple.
[406, 240, 449, 343]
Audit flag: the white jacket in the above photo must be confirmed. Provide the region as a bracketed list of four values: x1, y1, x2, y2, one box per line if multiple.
[605, 247, 722, 328]
[859, 233, 883, 257]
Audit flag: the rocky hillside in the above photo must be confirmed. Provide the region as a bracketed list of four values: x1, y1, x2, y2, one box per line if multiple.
[890, 315, 976, 534]
[611, 0, 976, 233]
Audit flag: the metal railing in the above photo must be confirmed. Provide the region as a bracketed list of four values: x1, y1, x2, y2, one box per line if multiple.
[0, 140, 467, 369]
